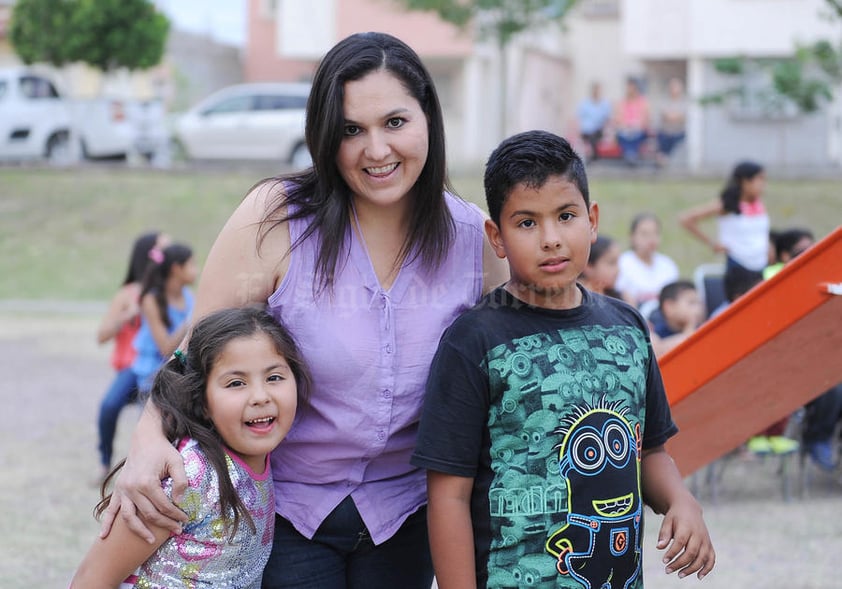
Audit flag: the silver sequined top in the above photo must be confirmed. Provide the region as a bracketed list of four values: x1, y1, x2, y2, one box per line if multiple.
[124, 438, 275, 588]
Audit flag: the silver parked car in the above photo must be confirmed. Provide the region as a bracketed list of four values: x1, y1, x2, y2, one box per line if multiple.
[173, 82, 312, 168]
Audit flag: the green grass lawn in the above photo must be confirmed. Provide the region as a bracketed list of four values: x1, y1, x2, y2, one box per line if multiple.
[1, 165, 839, 301]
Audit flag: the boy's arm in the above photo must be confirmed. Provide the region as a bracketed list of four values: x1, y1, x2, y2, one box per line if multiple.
[71, 510, 171, 588]
[427, 470, 477, 589]
[641, 446, 715, 580]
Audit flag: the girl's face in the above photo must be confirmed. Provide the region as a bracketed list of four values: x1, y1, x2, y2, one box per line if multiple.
[586, 242, 621, 293]
[206, 332, 298, 473]
[630, 218, 661, 259]
[741, 172, 766, 202]
[173, 256, 198, 286]
[336, 69, 429, 215]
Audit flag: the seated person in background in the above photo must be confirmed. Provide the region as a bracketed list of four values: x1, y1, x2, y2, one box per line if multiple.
[577, 81, 613, 163]
[764, 227, 840, 469]
[648, 280, 704, 358]
[616, 212, 680, 309]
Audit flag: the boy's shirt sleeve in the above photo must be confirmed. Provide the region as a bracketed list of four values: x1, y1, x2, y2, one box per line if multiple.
[641, 335, 679, 449]
[411, 328, 489, 478]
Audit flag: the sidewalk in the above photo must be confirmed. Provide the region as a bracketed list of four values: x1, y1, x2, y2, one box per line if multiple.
[1, 309, 840, 588]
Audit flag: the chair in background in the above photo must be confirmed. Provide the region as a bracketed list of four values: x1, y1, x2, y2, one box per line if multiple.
[693, 262, 726, 319]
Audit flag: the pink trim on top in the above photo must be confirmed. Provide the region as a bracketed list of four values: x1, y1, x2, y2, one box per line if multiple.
[740, 200, 766, 215]
[225, 447, 271, 480]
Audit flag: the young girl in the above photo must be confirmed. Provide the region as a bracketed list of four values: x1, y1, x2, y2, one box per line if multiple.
[130, 242, 197, 394]
[96, 231, 170, 480]
[679, 160, 769, 279]
[71, 307, 311, 588]
[615, 212, 679, 308]
[579, 235, 627, 301]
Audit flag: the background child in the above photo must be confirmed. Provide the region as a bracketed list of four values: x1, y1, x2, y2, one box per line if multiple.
[130, 242, 196, 394]
[96, 242, 196, 481]
[412, 130, 714, 588]
[679, 160, 769, 279]
[648, 280, 705, 358]
[615, 212, 679, 309]
[72, 306, 311, 588]
[578, 234, 627, 301]
[95, 231, 170, 482]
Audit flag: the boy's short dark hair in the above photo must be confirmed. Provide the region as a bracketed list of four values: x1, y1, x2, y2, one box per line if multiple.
[658, 280, 696, 310]
[484, 130, 589, 225]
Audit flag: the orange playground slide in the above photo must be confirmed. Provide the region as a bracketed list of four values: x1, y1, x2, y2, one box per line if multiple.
[660, 226, 842, 476]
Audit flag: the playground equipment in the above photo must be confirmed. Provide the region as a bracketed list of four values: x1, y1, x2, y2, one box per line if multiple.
[661, 226, 842, 477]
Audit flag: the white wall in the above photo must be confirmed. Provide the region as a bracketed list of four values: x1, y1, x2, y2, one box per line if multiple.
[625, 0, 837, 59]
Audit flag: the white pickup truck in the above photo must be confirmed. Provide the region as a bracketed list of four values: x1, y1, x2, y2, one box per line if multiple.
[0, 67, 168, 163]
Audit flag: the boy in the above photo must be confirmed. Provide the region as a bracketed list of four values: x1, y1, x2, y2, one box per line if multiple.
[411, 131, 714, 588]
[647, 280, 704, 358]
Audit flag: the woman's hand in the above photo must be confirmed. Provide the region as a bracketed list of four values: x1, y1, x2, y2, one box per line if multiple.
[99, 410, 188, 543]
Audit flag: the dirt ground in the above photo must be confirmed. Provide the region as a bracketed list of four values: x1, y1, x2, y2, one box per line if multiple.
[1, 307, 841, 589]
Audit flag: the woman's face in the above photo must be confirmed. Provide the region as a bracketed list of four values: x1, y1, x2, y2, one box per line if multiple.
[336, 69, 429, 213]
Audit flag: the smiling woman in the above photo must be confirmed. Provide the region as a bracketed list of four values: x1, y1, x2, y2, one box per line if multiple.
[99, 31, 509, 589]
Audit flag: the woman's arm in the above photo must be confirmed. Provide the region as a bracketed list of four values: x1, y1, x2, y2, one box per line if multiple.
[96, 285, 139, 344]
[99, 182, 290, 541]
[72, 502, 171, 588]
[427, 471, 478, 589]
[679, 200, 726, 253]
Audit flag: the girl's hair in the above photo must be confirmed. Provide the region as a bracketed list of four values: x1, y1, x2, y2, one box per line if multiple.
[140, 243, 193, 329]
[720, 161, 764, 215]
[258, 31, 455, 293]
[96, 306, 312, 539]
[629, 211, 660, 235]
[588, 235, 616, 266]
[123, 231, 161, 286]
[587, 235, 623, 300]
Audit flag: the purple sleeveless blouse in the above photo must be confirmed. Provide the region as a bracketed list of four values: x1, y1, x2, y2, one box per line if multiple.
[267, 191, 486, 544]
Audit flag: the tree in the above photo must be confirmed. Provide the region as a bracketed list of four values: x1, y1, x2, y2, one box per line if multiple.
[9, 0, 78, 66]
[394, 0, 579, 137]
[10, 0, 169, 72]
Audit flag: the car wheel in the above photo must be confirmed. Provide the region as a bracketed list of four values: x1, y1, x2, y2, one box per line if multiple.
[290, 142, 312, 169]
[45, 131, 73, 165]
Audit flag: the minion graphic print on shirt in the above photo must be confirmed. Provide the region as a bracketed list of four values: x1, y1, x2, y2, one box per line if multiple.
[412, 287, 677, 589]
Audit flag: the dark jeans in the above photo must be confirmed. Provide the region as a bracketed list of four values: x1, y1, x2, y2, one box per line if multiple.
[97, 368, 139, 468]
[803, 384, 842, 444]
[656, 131, 685, 156]
[262, 495, 433, 589]
[616, 129, 648, 163]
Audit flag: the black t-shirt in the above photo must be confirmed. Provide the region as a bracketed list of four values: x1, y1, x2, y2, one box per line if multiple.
[412, 286, 677, 588]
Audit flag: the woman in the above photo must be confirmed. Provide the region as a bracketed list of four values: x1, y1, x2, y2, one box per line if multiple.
[99, 32, 508, 588]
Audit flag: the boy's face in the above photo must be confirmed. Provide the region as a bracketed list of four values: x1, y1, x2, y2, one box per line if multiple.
[485, 175, 598, 309]
[664, 289, 704, 331]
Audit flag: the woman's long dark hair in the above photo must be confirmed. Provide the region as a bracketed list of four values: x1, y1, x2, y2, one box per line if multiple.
[140, 243, 192, 329]
[256, 32, 455, 293]
[720, 161, 763, 215]
[96, 306, 312, 540]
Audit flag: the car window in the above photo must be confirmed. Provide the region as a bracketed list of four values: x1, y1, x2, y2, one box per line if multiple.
[255, 93, 308, 111]
[202, 95, 254, 116]
[19, 75, 59, 99]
